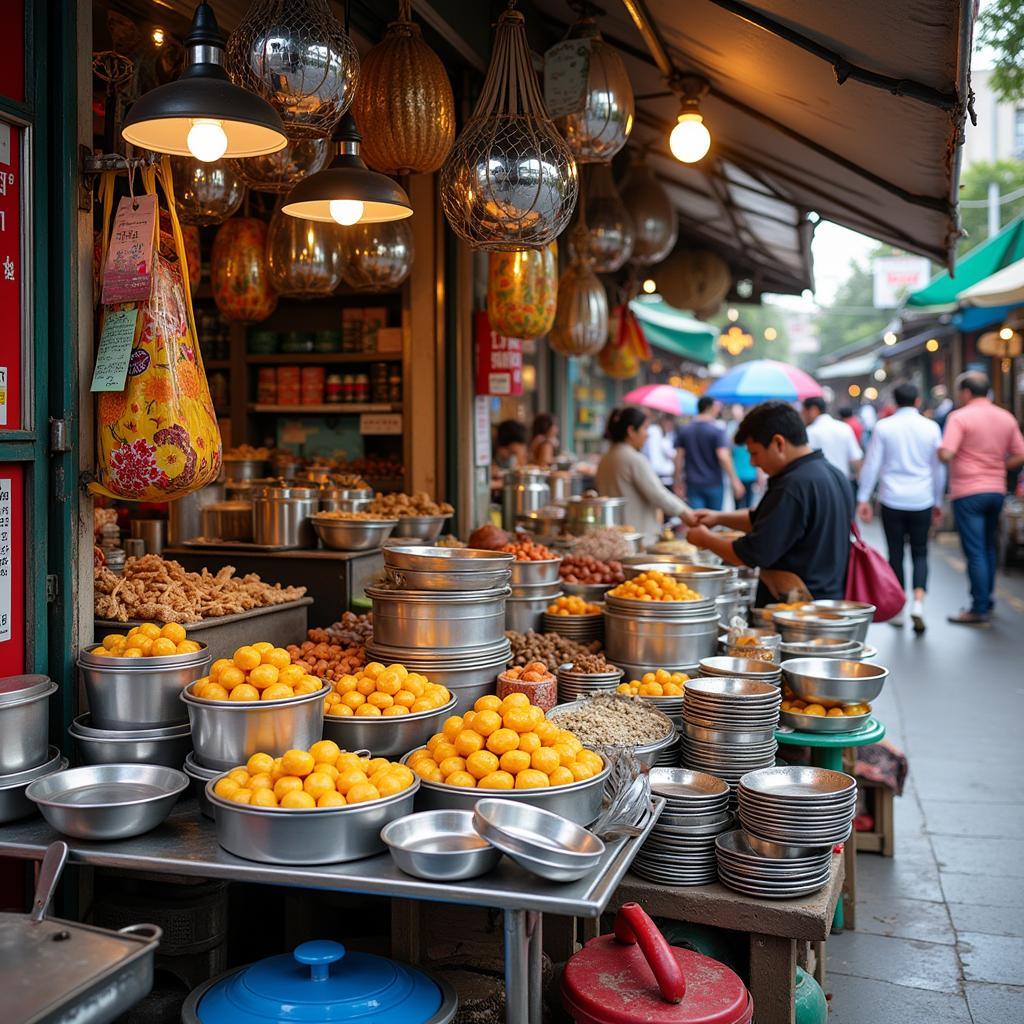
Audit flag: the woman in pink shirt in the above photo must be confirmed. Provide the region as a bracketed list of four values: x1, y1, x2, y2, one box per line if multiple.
[940, 372, 1024, 623]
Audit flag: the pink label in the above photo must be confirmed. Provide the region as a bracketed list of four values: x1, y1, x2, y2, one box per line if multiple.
[102, 193, 157, 305]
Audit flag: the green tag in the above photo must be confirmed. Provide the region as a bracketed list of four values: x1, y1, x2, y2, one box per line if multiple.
[91, 308, 139, 392]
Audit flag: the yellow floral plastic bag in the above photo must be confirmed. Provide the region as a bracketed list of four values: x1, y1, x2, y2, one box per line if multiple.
[93, 160, 222, 500]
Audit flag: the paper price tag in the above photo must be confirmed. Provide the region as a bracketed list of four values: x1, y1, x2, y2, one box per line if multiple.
[102, 193, 157, 305]
[359, 413, 403, 435]
[91, 308, 140, 393]
[543, 38, 591, 118]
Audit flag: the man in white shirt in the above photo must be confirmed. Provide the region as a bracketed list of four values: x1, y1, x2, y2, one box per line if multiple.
[802, 397, 863, 480]
[856, 382, 944, 632]
[641, 412, 677, 486]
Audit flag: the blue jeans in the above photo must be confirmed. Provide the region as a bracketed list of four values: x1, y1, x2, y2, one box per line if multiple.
[687, 484, 724, 511]
[952, 492, 1004, 615]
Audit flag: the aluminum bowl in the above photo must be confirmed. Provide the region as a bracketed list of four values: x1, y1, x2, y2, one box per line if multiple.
[26, 763, 188, 840]
[780, 707, 872, 733]
[400, 751, 610, 826]
[560, 580, 615, 602]
[207, 776, 420, 864]
[740, 830, 831, 859]
[0, 675, 58, 774]
[311, 515, 397, 551]
[368, 585, 510, 650]
[391, 514, 453, 542]
[322, 696, 458, 757]
[381, 809, 501, 881]
[622, 563, 730, 600]
[779, 637, 865, 662]
[772, 610, 861, 643]
[803, 600, 875, 642]
[604, 611, 719, 667]
[780, 658, 888, 708]
[69, 714, 192, 768]
[509, 558, 562, 586]
[384, 566, 512, 592]
[0, 747, 67, 824]
[698, 656, 782, 682]
[181, 682, 330, 771]
[183, 752, 219, 820]
[547, 699, 676, 768]
[78, 645, 209, 730]
[384, 546, 515, 572]
[505, 595, 551, 634]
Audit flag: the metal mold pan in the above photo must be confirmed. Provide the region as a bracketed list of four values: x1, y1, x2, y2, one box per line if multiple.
[381, 809, 502, 881]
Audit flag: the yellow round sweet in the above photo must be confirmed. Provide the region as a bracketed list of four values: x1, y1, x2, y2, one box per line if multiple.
[499, 749, 532, 775]
[219, 666, 246, 689]
[303, 772, 336, 801]
[133, 637, 154, 655]
[388, 765, 414, 788]
[445, 770, 477, 788]
[281, 749, 315, 777]
[515, 769, 550, 789]
[576, 750, 604, 774]
[412, 760, 443, 782]
[210, 658, 233, 681]
[270, 758, 286, 781]
[265, 648, 291, 670]
[376, 670, 402, 695]
[486, 728, 519, 756]
[160, 622, 187, 644]
[251, 789, 278, 807]
[474, 694, 502, 713]
[281, 790, 316, 809]
[248, 663, 279, 690]
[137, 623, 162, 639]
[229, 789, 253, 804]
[377, 772, 411, 797]
[346, 782, 381, 804]
[246, 752, 275, 776]
[232, 646, 261, 672]
[336, 768, 369, 795]
[382, 705, 409, 716]
[150, 637, 177, 657]
[550, 766, 575, 786]
[249, 772, 274, 792]
[368, 691, 393, 709]
[438, 755, 467, 778]
[229, 683, 260, 702]
[441, 715, 464, 740]
[518, 732, 542, 755]
[362, 662, 385, 680]
[177, 640, 201, 654]
[553, 743, 577, 768]
[213, 778, 240, 799]
[309, 740, 341, 765]
[355, 703, 382, 717]
[102, 633, 124, 650]
[356, 675, 376, 696]
[531, 747, 560, 775]
[227, 768, 250, 787]
[465, 750, 499, 780]
[454, 730, 485, 757]
[502, 707, 535, 733]
[569, 761, 594, 782]
[478, 770, 515, 790]
[313, 763, 340, 781]
[273, 776, 304, 800]
[252, 642, 274, 655]
[500, 692, 530, 711]
[318, 791, 346, 807]
[261, 683, 294, 702]
[327, 704, 354, 716]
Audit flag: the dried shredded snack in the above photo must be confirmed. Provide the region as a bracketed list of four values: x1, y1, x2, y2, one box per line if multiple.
[548, 693, 673, 747]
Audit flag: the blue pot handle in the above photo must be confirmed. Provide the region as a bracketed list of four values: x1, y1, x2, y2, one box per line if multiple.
[294, 940, 346, 982]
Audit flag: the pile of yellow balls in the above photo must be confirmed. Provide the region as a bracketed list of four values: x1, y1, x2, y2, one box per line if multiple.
[324, 662, 451, 718]
[781, 698, 871, 718]
[211, 740, 416, 809]
[95, 622, 201, 658]
[617, 668, 690, 697]
[547, 595, 602, 616]
[608, 570, 702, 602]
[191, 644, 323, 702]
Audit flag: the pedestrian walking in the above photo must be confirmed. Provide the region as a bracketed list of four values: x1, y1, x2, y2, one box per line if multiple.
[839, 406, 864, 446]
[673, 396, 743, 510]
[802, 397, 863, 480]
[939, 371, 1024, 624]
[856, 382, 944, 633]
[641, 412, 677, 486]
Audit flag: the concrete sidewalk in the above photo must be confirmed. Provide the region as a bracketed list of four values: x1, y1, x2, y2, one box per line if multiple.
[826, 530, 1024, 1023]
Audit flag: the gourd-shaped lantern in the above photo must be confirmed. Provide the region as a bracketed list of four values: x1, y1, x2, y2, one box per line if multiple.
[550, 223, 608, 357]
[352, 0, 456, 175]
[659, 249, 732, 319]
[619, 152, 677, 267]
[441, 6, 578, 250]
[557, 15, 634, 163]
[171, 156, 245, 226]
[487, 243, 558, 340]
[181, 224, 201, 295]
[210, 217, 278, 322]
[572, 163, 634, 273]
[227, 0, 359, 140]
[339, 219, 414, 292]
[232, 138, 331, 194]
[266, 203, 344, 298]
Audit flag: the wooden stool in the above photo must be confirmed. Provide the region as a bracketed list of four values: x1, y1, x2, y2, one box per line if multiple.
[854, 777, 895, 857]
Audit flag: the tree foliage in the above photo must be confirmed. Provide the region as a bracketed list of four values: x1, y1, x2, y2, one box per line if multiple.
[978, 0, 1024, 103]
[812, 257, 889, 362]
[706, 303, 792, 365]
[957, 159, 1024, 250]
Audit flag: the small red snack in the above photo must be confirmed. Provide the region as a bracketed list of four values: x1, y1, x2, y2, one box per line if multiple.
[498, 662, 557, 711]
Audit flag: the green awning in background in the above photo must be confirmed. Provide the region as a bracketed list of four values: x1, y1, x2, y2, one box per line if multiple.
[906, 218, 1024, 309]
[629, 298, 718, 364]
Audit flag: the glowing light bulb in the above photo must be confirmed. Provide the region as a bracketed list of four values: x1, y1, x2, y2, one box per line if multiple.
[848, 384, 861, 397]
[883, 332, 898, 345]
[329, 199, 364, 225]
[999, 326, 1014, 341]
[669, 112, 711, 163]
[864, 386, 879, 400]
[642, 278, 657, 294]
[187, 119, 227, 162]
[874, 368, 887, 382]
[764, 327, 777, 341]
[925, 338, 939, 352]
[152, 28, 165, 46]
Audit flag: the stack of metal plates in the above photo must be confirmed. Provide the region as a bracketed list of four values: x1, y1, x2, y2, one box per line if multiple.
[680, 677, 781, 798]
[556, 665, 623, 703]
[698, 656, 782, 687]
[737, 766, 856, 847]
[715, 829, 834, 898]
[653, 729, 682, 767]
[632, 768, 732, 886]
[542, 610, 604, 644]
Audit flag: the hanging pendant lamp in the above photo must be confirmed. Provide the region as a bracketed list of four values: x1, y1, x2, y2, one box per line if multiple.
[122, 3, 287, 161]
[340, 219, 415, 292]
[232, 137, 331, 194]
[573, 163, 634, 273]
[281, 113, 412, 224]
[440, 5, 578, 251]
[266, 202, 345, 297]
[171, 155, 245, 225]
[619, 151, 677, 267]
[550, 222, 608, 358]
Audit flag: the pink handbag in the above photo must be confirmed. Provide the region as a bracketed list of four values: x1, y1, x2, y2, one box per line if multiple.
[845, 521, 905, 621]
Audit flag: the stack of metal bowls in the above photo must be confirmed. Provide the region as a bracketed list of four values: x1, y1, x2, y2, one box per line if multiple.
[802, 600, 875, 643]
[604, 592, 719, 669]
[715, 828, 835, 899]
[311, 515, 397, 551]
[368, 546, 515, 712]
[681, 677, 781, 801]
[556, 663, 624, 703]
[632, 768, 732, 885]
[560, 580, 615, 602]
[506, 555, 563, 633]
[70, 713, 192, 768]
[318, 486, 373, 514]
[0, 673, 64, 822]
[778, 637, 868, 661]
[0, 747, 67, 825]
[542, 608, 603, 644]
[698, 656, 782, 687]
[772, 609, 861, 644]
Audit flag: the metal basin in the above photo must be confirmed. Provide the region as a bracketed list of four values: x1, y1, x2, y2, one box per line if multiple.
[699, 656, 781, 681]
[622, 563, 730, 600]
[78, 646, 209, 730]
[0, 675, 58, 774]
[509, 558, 562, 586]
[384, 566, 512, 592]
[547, 700, 675, 768]
[26, 764, 188, 840]
[69, 714, 192, 769]
[382, 809, 501, 881]
[804, 600, 875, 642]
[323, 696, 458, 757]
[391, 515, 453, 542]
[781, 658, 888, 707]
[505, 594, 553, 634]
[311, 515, 397, 551]
[368, 585, 509, 650]
[0, 747, 67, 823]
[772, 610, 861, 643]
[604, 610, 719, 666]
[384, 546, 515, 573]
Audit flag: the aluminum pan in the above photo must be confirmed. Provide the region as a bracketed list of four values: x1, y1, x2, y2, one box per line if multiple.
[384, 546, 516, 572]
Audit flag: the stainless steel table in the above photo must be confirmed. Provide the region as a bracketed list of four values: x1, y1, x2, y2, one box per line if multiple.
[0, 798, 663, 1023]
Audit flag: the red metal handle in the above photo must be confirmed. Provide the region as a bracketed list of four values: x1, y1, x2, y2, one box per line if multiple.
[613, 902, 686, 1004]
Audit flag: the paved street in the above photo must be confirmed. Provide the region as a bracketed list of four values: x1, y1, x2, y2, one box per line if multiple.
[827, 529, 1024, 1023]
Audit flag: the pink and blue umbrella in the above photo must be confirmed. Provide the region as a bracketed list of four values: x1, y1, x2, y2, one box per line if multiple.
[623, 384, 698, 416]
[706, 359, 823, 405]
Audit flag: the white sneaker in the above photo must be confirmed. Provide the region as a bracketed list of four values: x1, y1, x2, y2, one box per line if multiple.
[888, 614, 904, 627]
[911, 599, 925, 634]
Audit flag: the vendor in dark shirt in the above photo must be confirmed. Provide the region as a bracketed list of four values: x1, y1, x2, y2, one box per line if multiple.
[686, 401, 854, 602]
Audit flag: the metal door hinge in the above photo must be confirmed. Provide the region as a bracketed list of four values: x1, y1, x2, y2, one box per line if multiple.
[46, 575, 59, 603]
[50, 417, 71, 453]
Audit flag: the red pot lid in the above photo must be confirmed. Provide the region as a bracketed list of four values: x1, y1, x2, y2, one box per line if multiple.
[562, 935, 750, 1024]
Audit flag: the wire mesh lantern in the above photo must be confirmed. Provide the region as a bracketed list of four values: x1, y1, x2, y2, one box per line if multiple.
[227, 0, 359, 141]
[440, 6, 578, 251]
[266, 201, 345, 297]
[556, 15, 634, 163]
[232, 137, 331, 193]
[339, 219, 414, 292]
[659, 248, 732, 318]
[171, 156, 246, 226]
[351, 0, 456, 175]
[571, 163, 634, 273]
[550, 223, 608, 357]
[619, 151, 677, 267]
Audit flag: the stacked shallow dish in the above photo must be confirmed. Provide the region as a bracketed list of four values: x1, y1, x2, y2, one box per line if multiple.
[778, 637, 867, 661]
[542, 608, 603, 644]
[506, 556, 563, 633]
[716, 829, 835, 899]
[681, 678, 781, 799]
[699, 656, 782, 687]
[772, 609, 861, 644]
[632, 768, 732, 885]
[556, 663, 623, 703]
[803, 600, 875, 643]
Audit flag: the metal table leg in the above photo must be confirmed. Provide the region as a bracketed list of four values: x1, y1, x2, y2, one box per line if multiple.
[527, 911, 543, 1024]
[504, 908, 531, 1024]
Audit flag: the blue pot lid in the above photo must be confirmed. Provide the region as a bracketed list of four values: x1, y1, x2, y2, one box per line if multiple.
[198, 941, 443, 1023]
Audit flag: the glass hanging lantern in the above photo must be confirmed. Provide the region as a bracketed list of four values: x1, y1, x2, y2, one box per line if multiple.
[440, 6, 578, 251]
[659, 248, 732, 318]
[619, 151, 677, 267]
[227, 0, 359, 140]
[339, 219, 414, 292]
[232, 137, 331, 194]
[171, 156, 245, 226]
[487, 243, 558, 340]
[570, 163, 634, 273]
[266, 202, 344, 297]
[211, 217, 278, 322]
[550, 223, 608, 357]
[556, 15, 634, 163]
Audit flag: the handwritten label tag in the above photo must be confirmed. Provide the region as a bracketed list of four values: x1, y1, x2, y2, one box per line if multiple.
[0, 366, 7, 426]
[543, 38, 591, 118]
[359, 412, 403, 435]
[91, 308, 140, 392]
[0, 477, 9, 642]
[101, 193, 157, 305]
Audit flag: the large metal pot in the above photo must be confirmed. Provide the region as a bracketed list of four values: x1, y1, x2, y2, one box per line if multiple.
[200, 500, 253, 541]
[803, 600, 875, 642]
[322, 696, 458, 757]
[565, 492, 626, 534]
[250, 483, 319, 547]
[318, 486, 374, 514]
[367, 585, 510, 650]
[622, 563, 731, 600]
[0, 675, 58, 774]
[221, 458, 267, 482]
[549, 469, 582, 504]
[604, 609, 719, 666]
[505, 594, 555, 634]
[502, 468, 551, 530]
[772, 610, 862, 644]
[69, 715, 192, 769]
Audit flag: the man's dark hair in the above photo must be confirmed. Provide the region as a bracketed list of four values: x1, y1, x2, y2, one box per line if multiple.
[496, 419, 527, 448]
[605, 406, 648, 443]
[838, 406, 854, 419]
[736, 401, 808, 447]
[531, 413, 555, 437]
[697, 396, 715, 414]
[956, 371, 989, 397]
[893, 382, 919, 408]
[802, 396, 827, 415]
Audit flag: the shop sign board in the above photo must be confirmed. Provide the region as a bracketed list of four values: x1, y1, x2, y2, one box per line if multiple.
[475, 311, 523, 396]
[0, 467, 24, 672]
[474, 395, 491, 468]
[873, 255, 931, 308]
[0, 121, 21, 431]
